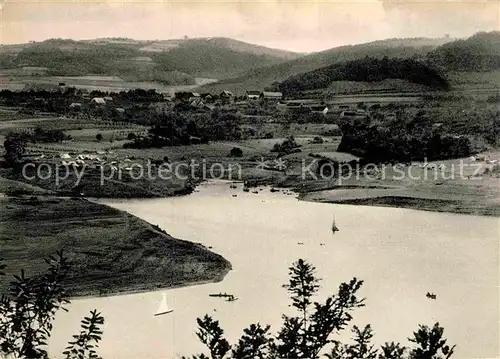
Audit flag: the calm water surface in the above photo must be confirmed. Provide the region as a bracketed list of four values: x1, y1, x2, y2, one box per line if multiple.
[49, 181, 499, 359]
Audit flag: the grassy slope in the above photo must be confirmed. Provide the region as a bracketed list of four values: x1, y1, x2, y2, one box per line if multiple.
[0, 196, 232, 296]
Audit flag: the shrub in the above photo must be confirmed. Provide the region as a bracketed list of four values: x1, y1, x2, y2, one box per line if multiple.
[230, 147, 243, 157]
[0, 252, 104, 359]
[264, 132, 274, 139]
[270, 136, 301, 154]
[311, 136, 324, 144]
[127, 132, 137, 140]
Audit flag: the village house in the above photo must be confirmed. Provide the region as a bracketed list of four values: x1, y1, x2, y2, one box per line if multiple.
[310, 104, 329, 115]
[219, 91, 234, 103]
[200, 93, 214, 102]
[69, 102, 83, 111]
[260, 91, 283, 102]
[175, 92, 200, 102]
[189, 98, 206, 109]
[246, 90, 261, 100]
[340, 110, 368, 119]
[90, 97, 106, 106]
[277, 102, 327, 115]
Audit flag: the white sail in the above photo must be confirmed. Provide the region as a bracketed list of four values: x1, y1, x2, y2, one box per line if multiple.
[154, 292, 174, 316]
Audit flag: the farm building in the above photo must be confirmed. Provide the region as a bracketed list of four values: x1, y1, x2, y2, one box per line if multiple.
[246, 90, 260, 100]
[189, 98, 205, 108]
[69, 102, 82, 111]
[175, 92, 200, 102]
[278, 102, 327, 115]
[340, 110, 367, 119]
[220, 90, 233, 99]
[260, 92, 283, 101]
[200, 93, 214, 101]
[90, 97, 106, 105]
[104, 96, 113, 102]
[310, 105, 328, 114]
[219, 91, 234, 103]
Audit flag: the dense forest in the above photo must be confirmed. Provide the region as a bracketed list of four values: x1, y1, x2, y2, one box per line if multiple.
[277, 57, 450, 95]
[337, 113, 472, 162]
[426, 31, 500, 71]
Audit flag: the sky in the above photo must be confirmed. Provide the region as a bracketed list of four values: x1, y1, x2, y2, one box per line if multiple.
[0, 0, 499, 52]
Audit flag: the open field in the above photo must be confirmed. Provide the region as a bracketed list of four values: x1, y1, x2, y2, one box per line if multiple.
[0, 73, 217, 94]
[0, 196, 231, 296]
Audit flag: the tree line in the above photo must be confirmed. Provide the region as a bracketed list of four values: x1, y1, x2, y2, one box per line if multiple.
[123, 110, 242, 149]
[337, 113, 472, 162]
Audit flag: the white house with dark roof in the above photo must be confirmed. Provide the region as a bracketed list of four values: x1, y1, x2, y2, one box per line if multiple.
[260, 92, 283, 101]
[90, 97, 106, 105]
[246, 90, 260, 100]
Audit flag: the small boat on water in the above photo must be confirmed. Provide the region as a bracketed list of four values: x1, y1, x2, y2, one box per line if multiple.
[426, 292, 437, 299]
[332, 216, 339, 233]
[154, 292, 174, 316]
[226, 295, 238, 302]
[209, 293, 232, 298]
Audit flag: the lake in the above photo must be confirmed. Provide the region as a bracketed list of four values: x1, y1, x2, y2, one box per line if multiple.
[49, 181, 499, 359]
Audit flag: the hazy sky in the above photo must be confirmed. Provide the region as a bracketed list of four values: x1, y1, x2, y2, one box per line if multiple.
[0, 0, 499, 52]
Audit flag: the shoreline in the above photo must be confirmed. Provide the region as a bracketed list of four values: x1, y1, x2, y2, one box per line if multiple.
[0, 194, 232, 299]
[0, 173, 497, 301]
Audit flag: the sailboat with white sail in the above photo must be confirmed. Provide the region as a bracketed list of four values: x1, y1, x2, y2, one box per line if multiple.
[154, 292, 174, 316]
[332, 215, 339, 233]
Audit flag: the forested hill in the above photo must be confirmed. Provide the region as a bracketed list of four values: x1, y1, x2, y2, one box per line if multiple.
[277, 57, 450, 95]
[200, 37, 452, 93]
[426, 31, 500, 71]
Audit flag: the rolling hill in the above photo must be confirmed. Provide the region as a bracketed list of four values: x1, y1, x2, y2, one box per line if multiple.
[200, 37, 453, 93]
[426, 31, 500, 72]
[0, 37, 301, 84]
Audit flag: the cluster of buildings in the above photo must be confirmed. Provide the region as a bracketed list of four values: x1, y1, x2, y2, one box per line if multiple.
[172, 90, 284, 104]
[17, 82, 374, 120]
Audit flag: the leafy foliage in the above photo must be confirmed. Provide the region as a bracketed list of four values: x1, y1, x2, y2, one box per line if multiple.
[194, 315, 231, 359]
[0, 251, 104, 359]
[185, 259, 455, 359]
[409, 323, 455, 359]
[230, 147, 244, 157]
[63, 310, 105, 359]
[337, 113, 472, 162]
[3, 133, 26, 167]
[270, 136, 301, 155]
